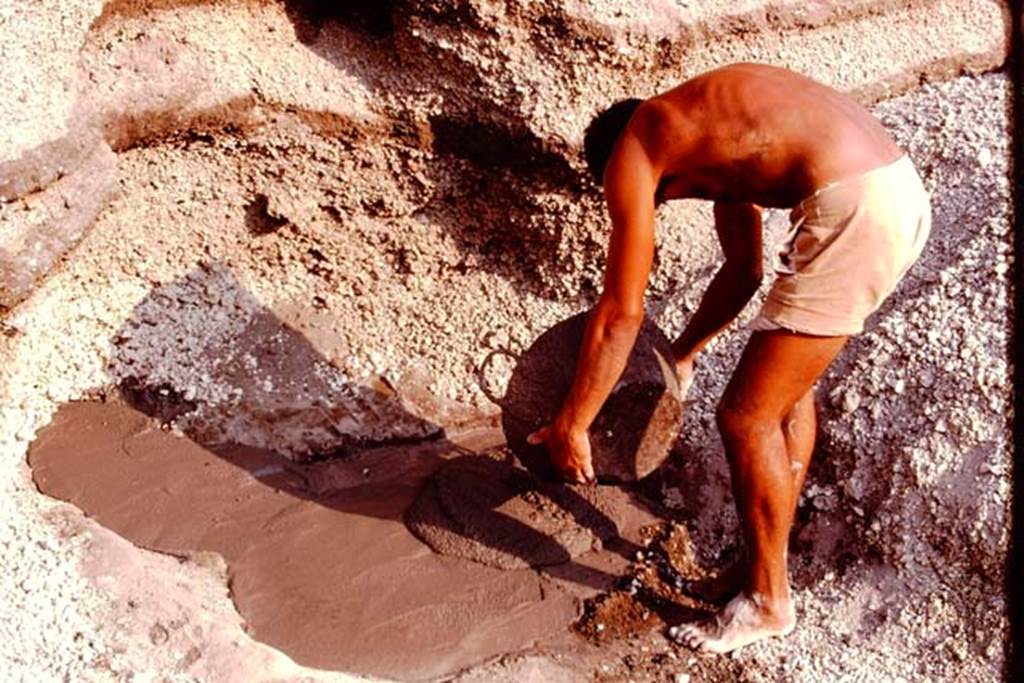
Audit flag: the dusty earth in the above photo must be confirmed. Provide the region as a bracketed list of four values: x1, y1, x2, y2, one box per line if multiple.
[0, 1, 1012, 681]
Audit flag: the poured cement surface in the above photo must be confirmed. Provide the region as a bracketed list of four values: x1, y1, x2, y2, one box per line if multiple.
[29, 400, 660, 680]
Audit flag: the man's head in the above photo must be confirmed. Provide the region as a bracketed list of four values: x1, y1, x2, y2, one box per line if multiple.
[583, 98, 643, 184]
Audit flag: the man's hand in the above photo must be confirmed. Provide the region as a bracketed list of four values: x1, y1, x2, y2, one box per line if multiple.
[527, 423, 596, 484]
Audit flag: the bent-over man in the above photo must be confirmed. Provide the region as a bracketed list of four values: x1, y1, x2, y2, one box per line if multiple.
[528, 63, 930, 653]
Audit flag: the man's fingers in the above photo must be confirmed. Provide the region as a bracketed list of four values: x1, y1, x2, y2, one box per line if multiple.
[563, 468, 587, 485]
[554, 462, 581, 484]
[560, 463, 593, 485]
[583, 460, 596, 483]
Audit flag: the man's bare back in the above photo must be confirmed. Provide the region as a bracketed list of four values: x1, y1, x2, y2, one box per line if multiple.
[631, 63, 903, 208]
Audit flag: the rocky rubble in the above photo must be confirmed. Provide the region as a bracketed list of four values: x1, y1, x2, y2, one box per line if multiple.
[0, 0, 1013, 680]
[0, 0, 1009, 308]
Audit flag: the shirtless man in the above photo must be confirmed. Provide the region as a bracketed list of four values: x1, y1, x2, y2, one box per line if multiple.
[527, 63, 931, 653]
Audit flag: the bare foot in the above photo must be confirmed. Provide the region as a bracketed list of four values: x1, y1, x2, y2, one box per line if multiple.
[668, 591, 796, 654]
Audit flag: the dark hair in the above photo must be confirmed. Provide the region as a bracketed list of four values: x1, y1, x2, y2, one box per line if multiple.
[583, 98, 643, 183]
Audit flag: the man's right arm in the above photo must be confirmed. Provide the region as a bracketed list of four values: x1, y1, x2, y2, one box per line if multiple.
[671, 201, 763, 390]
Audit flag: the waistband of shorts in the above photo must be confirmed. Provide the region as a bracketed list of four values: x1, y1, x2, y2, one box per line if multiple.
[792, 153, 918, 215]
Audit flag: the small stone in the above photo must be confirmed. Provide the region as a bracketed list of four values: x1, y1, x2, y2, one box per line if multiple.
[842, 391, 861, 413]
[948, 640, 968, 661]
[675, 674, 691, 683]
[977, 148, 993, 166]
[148, 623, 170, 646]
[16, 424, 36, 442]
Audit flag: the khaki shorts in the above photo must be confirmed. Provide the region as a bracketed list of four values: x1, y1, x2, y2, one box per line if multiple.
[751, 155, 931, 337]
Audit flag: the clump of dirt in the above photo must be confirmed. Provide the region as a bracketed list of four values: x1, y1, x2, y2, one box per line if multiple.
[118, 376, 197, 424]
[576, 591, 662, 643]
[574, 522, 722, 643]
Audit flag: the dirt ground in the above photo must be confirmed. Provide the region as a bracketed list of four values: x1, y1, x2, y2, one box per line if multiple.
[0, 2, 1012, 681]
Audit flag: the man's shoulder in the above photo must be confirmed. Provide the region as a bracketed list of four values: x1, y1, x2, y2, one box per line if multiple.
[626, 98, 682, 141]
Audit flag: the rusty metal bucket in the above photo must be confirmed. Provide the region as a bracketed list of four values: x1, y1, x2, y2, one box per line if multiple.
[478, 310, 686, 483]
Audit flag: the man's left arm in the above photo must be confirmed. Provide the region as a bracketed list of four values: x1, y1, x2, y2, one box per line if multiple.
[528, 130, 658, 483]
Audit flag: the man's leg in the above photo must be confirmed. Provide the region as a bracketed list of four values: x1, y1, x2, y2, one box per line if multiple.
[676, 330, 847, 653]
[687, 387, 817, 604]
[783, 390, 816, 517]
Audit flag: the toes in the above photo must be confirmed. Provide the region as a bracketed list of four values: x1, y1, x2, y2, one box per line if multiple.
[679, 626, 704, 650]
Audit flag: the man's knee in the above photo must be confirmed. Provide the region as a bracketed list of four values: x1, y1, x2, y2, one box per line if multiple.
[715, 395, 776, 444]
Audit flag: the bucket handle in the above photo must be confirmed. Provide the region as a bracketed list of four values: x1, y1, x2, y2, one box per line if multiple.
[475, 347, 521, 407]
